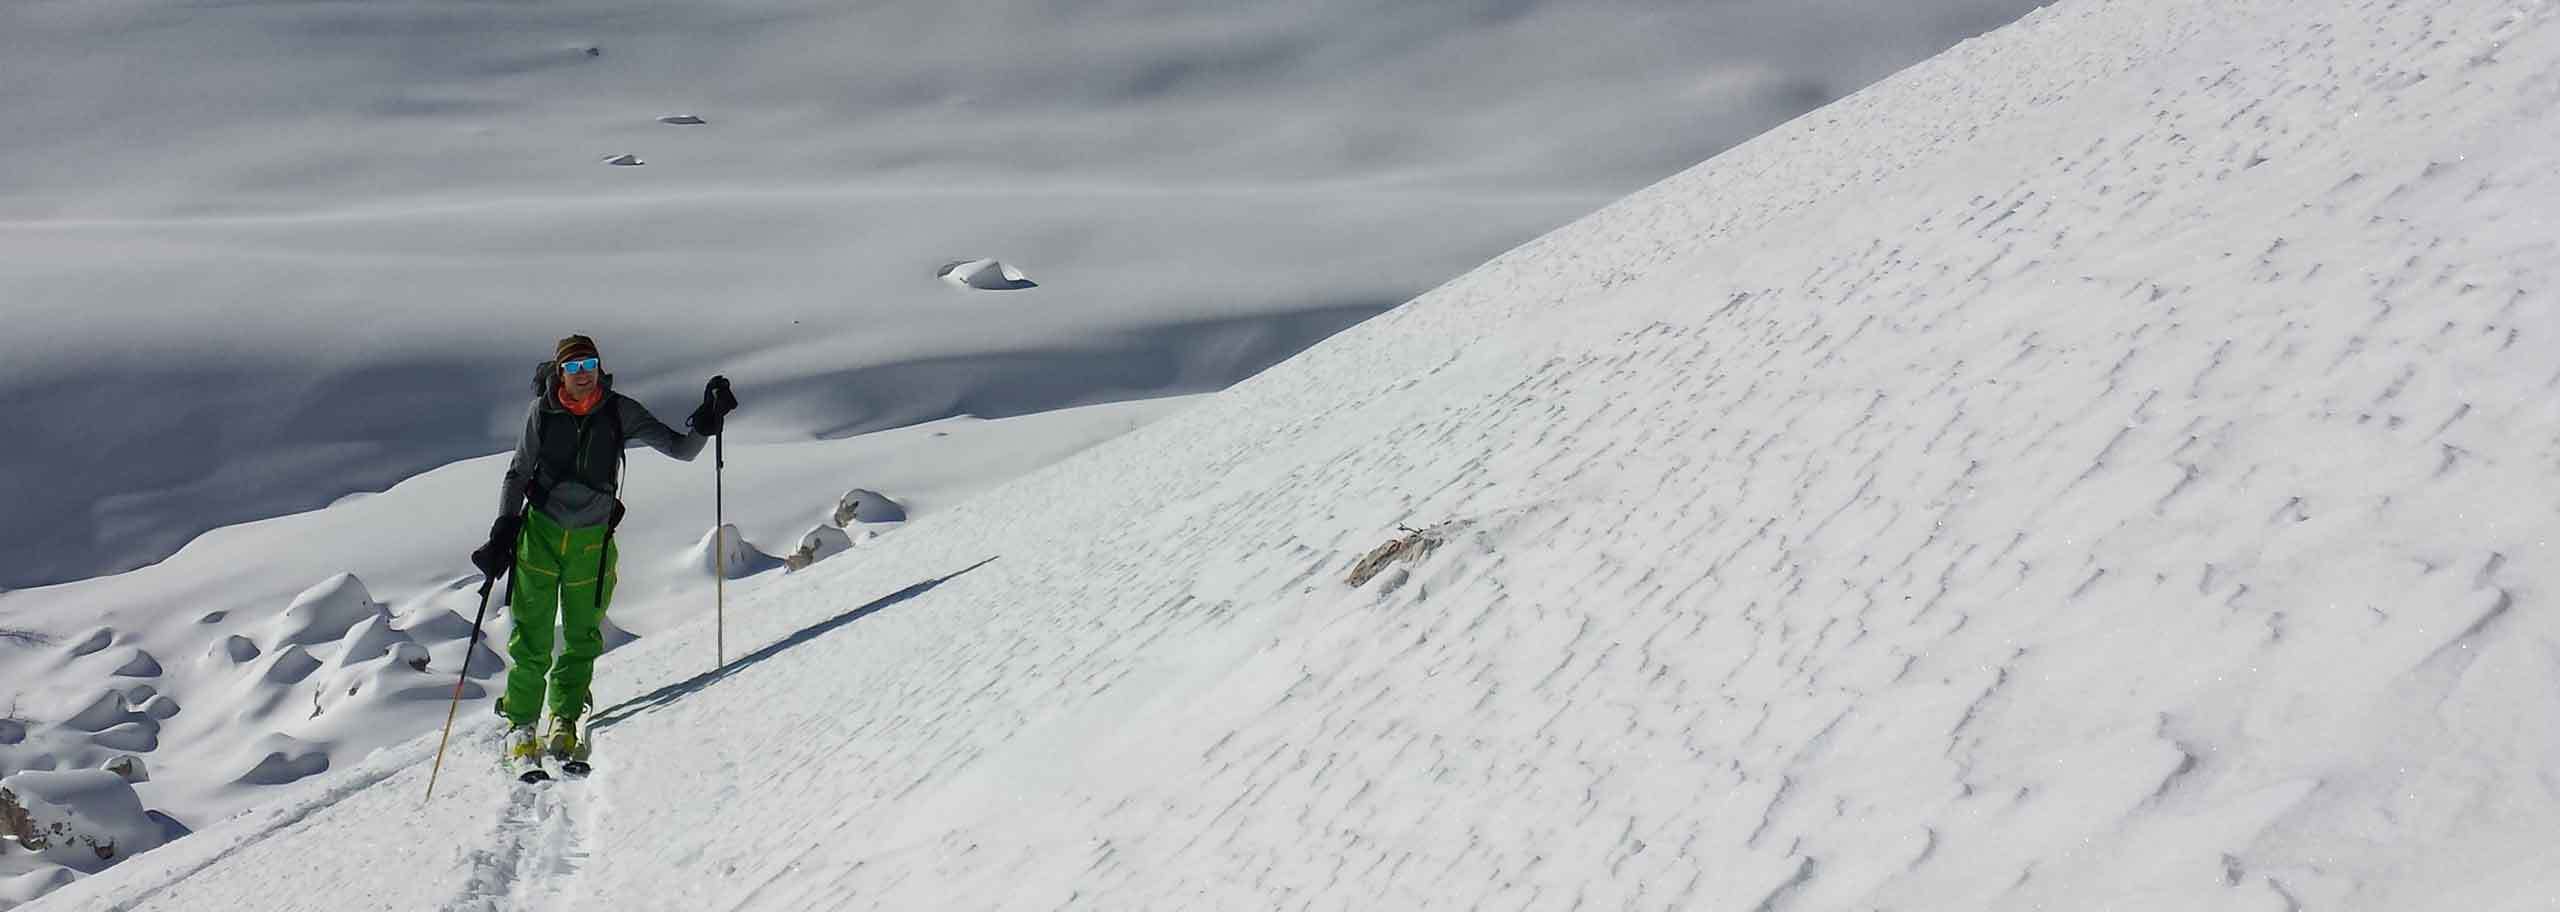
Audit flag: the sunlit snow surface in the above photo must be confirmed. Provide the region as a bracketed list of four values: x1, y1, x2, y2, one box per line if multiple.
[21, 0, 2560, 908]
[0, 0, 2044, 588]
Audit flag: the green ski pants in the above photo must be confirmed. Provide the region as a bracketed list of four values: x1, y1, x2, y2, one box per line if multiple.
[503, 508, 617, 727]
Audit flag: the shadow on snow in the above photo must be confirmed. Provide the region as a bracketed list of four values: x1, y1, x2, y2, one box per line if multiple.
[588, 556, 997, 731]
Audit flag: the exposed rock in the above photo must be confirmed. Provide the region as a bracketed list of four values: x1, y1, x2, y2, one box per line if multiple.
[785, 525, 855, 571]
[1345, 523, 1460, 588]
[104, 755, 148, 784]
[0, 769, 180, 874]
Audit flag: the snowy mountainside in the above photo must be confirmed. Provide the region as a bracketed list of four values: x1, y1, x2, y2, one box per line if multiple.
[0, 0, 2044, 588]
[0, 398, 1199, 908]
[31, 0, 2560, 908]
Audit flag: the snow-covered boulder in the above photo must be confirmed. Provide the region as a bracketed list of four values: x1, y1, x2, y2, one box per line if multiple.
[833, 488, 908, 526]
[230, 734, 329, 787]
[104, 755, 147, 784]
[268, 574, 387, 649]
[784, 525, 854, 571]
[0, 768, 181, 874]
[216, 634, 260, 664]
[333, 614, 416, 668]
[687, 525, 780, 580]
[937, 258, 1038, 291]
[1, 868, 76, 908]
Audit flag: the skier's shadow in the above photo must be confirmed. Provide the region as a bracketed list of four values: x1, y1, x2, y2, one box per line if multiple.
[588, 555, 996, 731]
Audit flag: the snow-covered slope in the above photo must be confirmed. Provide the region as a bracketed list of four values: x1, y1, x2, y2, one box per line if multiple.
[27, 0, 2560, 907]
[0, 0, 2039, 589]
[0, 396, 1199, 864]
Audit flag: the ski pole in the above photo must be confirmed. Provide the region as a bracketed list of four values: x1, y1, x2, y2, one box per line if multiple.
[425, 573, 500, 802]
[715, 430, 725, 669]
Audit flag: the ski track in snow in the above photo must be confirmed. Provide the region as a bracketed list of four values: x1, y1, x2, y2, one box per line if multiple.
[445, 772, 597, 912]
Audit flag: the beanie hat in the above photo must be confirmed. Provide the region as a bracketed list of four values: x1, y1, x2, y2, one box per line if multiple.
[555, 334, 601, 364]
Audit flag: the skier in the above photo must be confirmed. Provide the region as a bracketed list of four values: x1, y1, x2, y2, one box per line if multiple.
[469, 334, 737, 779]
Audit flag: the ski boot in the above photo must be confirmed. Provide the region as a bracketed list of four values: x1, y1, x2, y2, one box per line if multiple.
[547, 716, 593, 777]
[504, 724, 550, 783]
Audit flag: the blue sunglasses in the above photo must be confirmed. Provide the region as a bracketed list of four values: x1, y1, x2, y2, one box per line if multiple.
[560, 357, 601, 375]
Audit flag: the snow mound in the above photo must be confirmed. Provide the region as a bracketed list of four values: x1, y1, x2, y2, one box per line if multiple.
[89, 723, 156, 753]
[834, 488, 908, 525]
[230, 735, 329, 787]
[61, 693, 143, 734]
[108, 650, 161, 679]
[686, 525, 780, 580]
[103, 755, 146, 784]
[0, 720, 22, 746]
[64, 628, 111, 659]
[258, 643, 322, 686]
[333, 614, 415, 668]
[195, 611, 225, 625]
[1, 867, 75, 908]
[657, 114, 707, 125]
[0, 768, 181, 874]
[266, 574, 388, 649]
[215, 635, 261, 664]
[784, 525, 854, 571]
[937, 258, 1039, 291]
[602, 153, 645, 166]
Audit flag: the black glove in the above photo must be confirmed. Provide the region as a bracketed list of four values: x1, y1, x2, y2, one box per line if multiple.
[688, 375, 738, 436]
[471, 514, 523, 579]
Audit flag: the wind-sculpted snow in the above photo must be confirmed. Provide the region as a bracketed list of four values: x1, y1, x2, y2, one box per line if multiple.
[0, 400, 1198, 906]
[29, 0, 2560, 908]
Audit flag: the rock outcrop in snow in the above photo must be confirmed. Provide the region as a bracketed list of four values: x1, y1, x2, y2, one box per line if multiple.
[784, 525, 854, 571]
[0, 770, 184, 874]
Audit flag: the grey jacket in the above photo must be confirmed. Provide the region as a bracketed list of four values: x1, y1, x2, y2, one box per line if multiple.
[499, 370, 707, 529]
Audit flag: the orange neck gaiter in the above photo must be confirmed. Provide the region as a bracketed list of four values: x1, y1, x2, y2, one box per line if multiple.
[558, 383, 604, 416]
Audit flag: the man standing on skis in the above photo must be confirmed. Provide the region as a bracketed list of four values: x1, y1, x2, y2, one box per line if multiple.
[469, 334, 737, 776]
